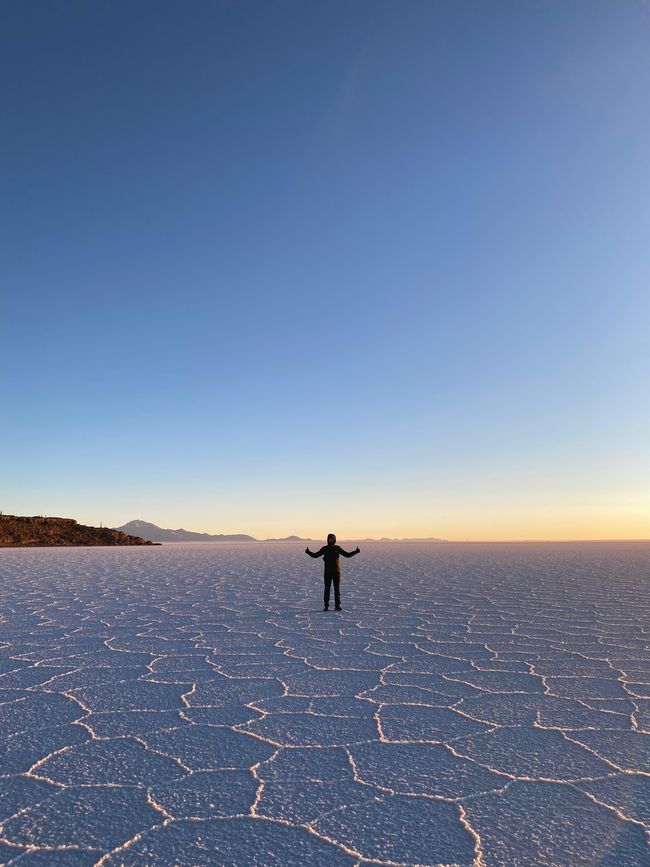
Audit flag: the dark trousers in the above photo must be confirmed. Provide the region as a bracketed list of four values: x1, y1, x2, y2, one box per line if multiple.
[324, 573, 341, 608]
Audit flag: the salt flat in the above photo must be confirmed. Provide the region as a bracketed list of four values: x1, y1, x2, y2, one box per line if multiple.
[0, 541, 649, 866]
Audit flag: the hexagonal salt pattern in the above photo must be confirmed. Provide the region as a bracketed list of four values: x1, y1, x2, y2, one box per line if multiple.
[0, 540, 649, 864]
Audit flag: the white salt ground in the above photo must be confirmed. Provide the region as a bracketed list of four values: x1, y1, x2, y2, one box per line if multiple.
[0, 540, 649, 865]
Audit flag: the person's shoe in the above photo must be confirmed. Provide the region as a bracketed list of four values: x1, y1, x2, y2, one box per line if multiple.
[323, 606, 329, 611]
[335, 606, 342, 611]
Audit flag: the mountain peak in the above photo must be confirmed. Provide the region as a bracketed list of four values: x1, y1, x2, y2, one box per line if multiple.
[115, 520, 256, 543]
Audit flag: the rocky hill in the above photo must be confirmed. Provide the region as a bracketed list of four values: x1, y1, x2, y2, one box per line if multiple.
[0, 515, 157, 547]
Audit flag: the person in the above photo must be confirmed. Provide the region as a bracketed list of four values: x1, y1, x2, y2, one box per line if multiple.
[305, 533, 360, 611]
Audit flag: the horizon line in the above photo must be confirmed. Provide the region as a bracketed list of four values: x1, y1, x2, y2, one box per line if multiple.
[3, 515, 648, 545]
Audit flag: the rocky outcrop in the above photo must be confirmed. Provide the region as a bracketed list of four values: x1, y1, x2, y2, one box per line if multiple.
[0, 515, 158, 547]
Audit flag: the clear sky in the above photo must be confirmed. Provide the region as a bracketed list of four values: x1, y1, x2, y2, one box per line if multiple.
[2, 1, 649, 540]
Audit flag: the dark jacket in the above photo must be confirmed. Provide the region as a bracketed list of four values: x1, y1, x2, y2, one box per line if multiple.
[307, 544, 358, 576]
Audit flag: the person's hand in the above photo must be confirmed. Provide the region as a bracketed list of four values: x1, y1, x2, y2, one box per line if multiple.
[355, 546, 360, 554]
[305, 547, 310, 554]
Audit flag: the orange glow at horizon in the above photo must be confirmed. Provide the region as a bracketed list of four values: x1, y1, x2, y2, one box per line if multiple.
[179, 507, 650, 543]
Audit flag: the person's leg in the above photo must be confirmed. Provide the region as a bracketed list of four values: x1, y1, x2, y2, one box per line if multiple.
[333, 575, 341, 609]
[323, 575, 332, 609]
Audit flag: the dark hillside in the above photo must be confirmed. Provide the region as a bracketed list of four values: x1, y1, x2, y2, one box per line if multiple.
[0, 515, 157, 547]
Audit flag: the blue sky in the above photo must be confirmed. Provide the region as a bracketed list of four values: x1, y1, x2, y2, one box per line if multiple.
[2, 1, 649, 539]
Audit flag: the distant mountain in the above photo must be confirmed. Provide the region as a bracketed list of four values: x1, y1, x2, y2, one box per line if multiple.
[1, 515, 157, 547]
[115, 520, 445, 545]
[263, 535, 316, 542]
[370, 537, 446, 542]
[115, 520, 255, 543]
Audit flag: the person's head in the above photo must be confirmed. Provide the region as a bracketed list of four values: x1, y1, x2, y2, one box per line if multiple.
[327, 533, 336, 546]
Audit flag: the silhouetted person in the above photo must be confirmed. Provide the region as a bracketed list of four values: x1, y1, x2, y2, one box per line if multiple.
[305, 533, 360, 611]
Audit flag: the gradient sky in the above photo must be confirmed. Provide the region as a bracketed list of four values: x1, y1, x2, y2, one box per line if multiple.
[2, 0, 649, 540]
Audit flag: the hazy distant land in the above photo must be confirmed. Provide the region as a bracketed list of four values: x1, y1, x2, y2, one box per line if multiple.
[116, 519, 446, 544]
[115, 519, 257, 543]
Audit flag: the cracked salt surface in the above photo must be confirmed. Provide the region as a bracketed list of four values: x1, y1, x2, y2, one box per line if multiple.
[0, 541, 649, 865]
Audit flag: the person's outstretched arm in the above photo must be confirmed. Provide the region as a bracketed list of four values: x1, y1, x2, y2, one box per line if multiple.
[305, 546, 325, 557]
[339, 546, 360, 558]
